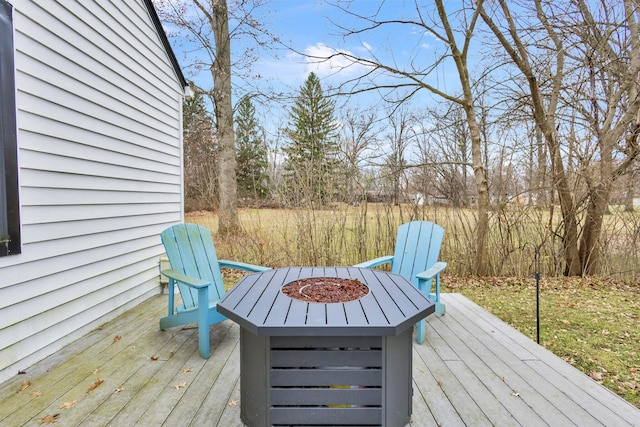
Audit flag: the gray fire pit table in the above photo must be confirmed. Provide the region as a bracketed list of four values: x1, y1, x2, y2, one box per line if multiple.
[217, 266, 435, 427]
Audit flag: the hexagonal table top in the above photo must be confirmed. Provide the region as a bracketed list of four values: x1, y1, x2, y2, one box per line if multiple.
[217, 266, 435, 336]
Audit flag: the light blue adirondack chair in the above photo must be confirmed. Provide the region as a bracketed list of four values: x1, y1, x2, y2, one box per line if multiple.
[159, 223, 270, 358]
[354, 221, 446, 344]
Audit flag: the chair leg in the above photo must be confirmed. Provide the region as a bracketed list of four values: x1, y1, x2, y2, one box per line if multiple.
[433, 274, 445, 315]
[197, 288, 210, 359]
[416, 319, 426, 344]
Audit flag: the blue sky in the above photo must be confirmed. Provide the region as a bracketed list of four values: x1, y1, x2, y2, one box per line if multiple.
[250, 1, 454, 101]
[162, 0, 472, 145]
[167, 0, 462, 107]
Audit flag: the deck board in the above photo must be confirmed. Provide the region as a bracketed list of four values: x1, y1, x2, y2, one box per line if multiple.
[1, 293, 638, 427]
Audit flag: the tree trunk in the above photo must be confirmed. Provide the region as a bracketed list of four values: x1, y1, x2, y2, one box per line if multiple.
[547, 128, 582, 276]
[579, 183, 610, 275]
[535, 127, 546, 208]
[210, 0, 240, 235]
[468, 111, 491, 276]
[434, 0, 490, 275]
[624, 170, 635, 212]
[480, 0, 583, 275]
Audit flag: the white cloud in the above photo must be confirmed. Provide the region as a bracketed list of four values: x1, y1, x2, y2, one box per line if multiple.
[303, 43, 366, 78]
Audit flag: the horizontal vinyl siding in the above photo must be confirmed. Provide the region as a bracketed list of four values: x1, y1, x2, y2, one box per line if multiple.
[1, 225, 173, 291]
[0, 0, 184, 383]
[20, 169, 179, 193]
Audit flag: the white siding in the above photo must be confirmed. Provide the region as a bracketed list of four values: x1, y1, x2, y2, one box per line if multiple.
[0, 0, 185, 383]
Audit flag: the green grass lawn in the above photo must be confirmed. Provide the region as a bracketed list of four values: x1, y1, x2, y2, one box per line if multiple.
[446, 276, 640, 408]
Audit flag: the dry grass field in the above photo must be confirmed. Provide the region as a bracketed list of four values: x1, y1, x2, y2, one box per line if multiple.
[185, 205, 640, 408]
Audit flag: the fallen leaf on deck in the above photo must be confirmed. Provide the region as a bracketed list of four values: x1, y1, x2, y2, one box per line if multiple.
[87, 379, 104, 393]
[17, 381, 32, 393]
[60, 400, 78, 410]
[151, 356, 159, 361]
[174, 382, 187, 390]
[112, 335, 121, 344]
[437, 381, 443, 387]
[31, 391, 42, 397]
[39, 414, 59, 424]
[114, 386, 125, 393]
[228, 399, 239, 406]
[180, 368, 193, 374]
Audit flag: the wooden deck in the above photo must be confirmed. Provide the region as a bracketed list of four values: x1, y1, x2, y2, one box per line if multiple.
[1, 293, 638, 426]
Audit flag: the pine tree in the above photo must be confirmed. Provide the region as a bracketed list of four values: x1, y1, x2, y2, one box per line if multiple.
[284, 72, 340, 203]
[183, 87, 216, 211]
[235, 96, 269, 204]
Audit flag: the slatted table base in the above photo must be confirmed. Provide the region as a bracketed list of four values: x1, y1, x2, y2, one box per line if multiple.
[239, 330, 413, 427]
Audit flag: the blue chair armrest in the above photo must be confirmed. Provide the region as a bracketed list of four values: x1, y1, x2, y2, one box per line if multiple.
[161, 269, 211, 319]
[353, 255, 394, 269]
[218, 260, 271, 273]
[415, 262, 447, 281]
[416, 262, 447, 315]
[161, 269, 210, 289]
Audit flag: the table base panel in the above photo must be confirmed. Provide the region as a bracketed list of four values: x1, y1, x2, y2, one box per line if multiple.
[240, 329, 412, 427]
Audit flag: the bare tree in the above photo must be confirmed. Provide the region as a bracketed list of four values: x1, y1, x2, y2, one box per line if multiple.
[479, 0, 640, 275]
[383, 105, 416, 206]
[154, 0, 272, 234]
[318, 0, 493, 274]
[416, 104, 473, 208]
[338, 107, 380, 204]
[210, 0, 238, 233]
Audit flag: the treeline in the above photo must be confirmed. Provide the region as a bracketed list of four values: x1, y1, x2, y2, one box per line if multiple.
[165, 0, 640, 277]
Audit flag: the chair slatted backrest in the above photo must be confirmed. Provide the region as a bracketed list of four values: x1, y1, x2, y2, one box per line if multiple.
[392, 221, 444, 287]
[160, 224, 226, 310]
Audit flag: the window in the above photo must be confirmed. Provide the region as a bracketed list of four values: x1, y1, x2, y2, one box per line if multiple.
[0, 0, 20, 256]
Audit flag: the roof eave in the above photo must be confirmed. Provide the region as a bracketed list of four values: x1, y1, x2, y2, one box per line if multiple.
[143, 0, 188, 90]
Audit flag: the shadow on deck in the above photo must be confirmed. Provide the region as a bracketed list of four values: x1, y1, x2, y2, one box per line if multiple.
[1, 293, 638, 426]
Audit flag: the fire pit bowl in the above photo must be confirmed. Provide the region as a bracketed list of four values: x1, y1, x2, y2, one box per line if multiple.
[281, 277, 369, 303]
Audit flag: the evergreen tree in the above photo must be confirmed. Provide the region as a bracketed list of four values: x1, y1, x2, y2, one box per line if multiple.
[182, 86, 216, 211]
[284, 72, 340, 203]
[235, 96, 269, 204]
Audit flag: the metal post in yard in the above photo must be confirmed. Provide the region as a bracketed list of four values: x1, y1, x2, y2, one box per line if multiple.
[522, 242, 543, 344]
[534, 246, 541, 344]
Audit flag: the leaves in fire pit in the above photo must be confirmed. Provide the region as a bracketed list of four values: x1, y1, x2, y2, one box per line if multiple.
[281, 277, 369, 303]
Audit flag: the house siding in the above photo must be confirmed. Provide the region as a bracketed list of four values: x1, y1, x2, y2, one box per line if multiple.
[0, 0, 185, 382]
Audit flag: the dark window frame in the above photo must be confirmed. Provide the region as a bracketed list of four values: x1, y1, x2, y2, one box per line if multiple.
[0, 0, 21, 256]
